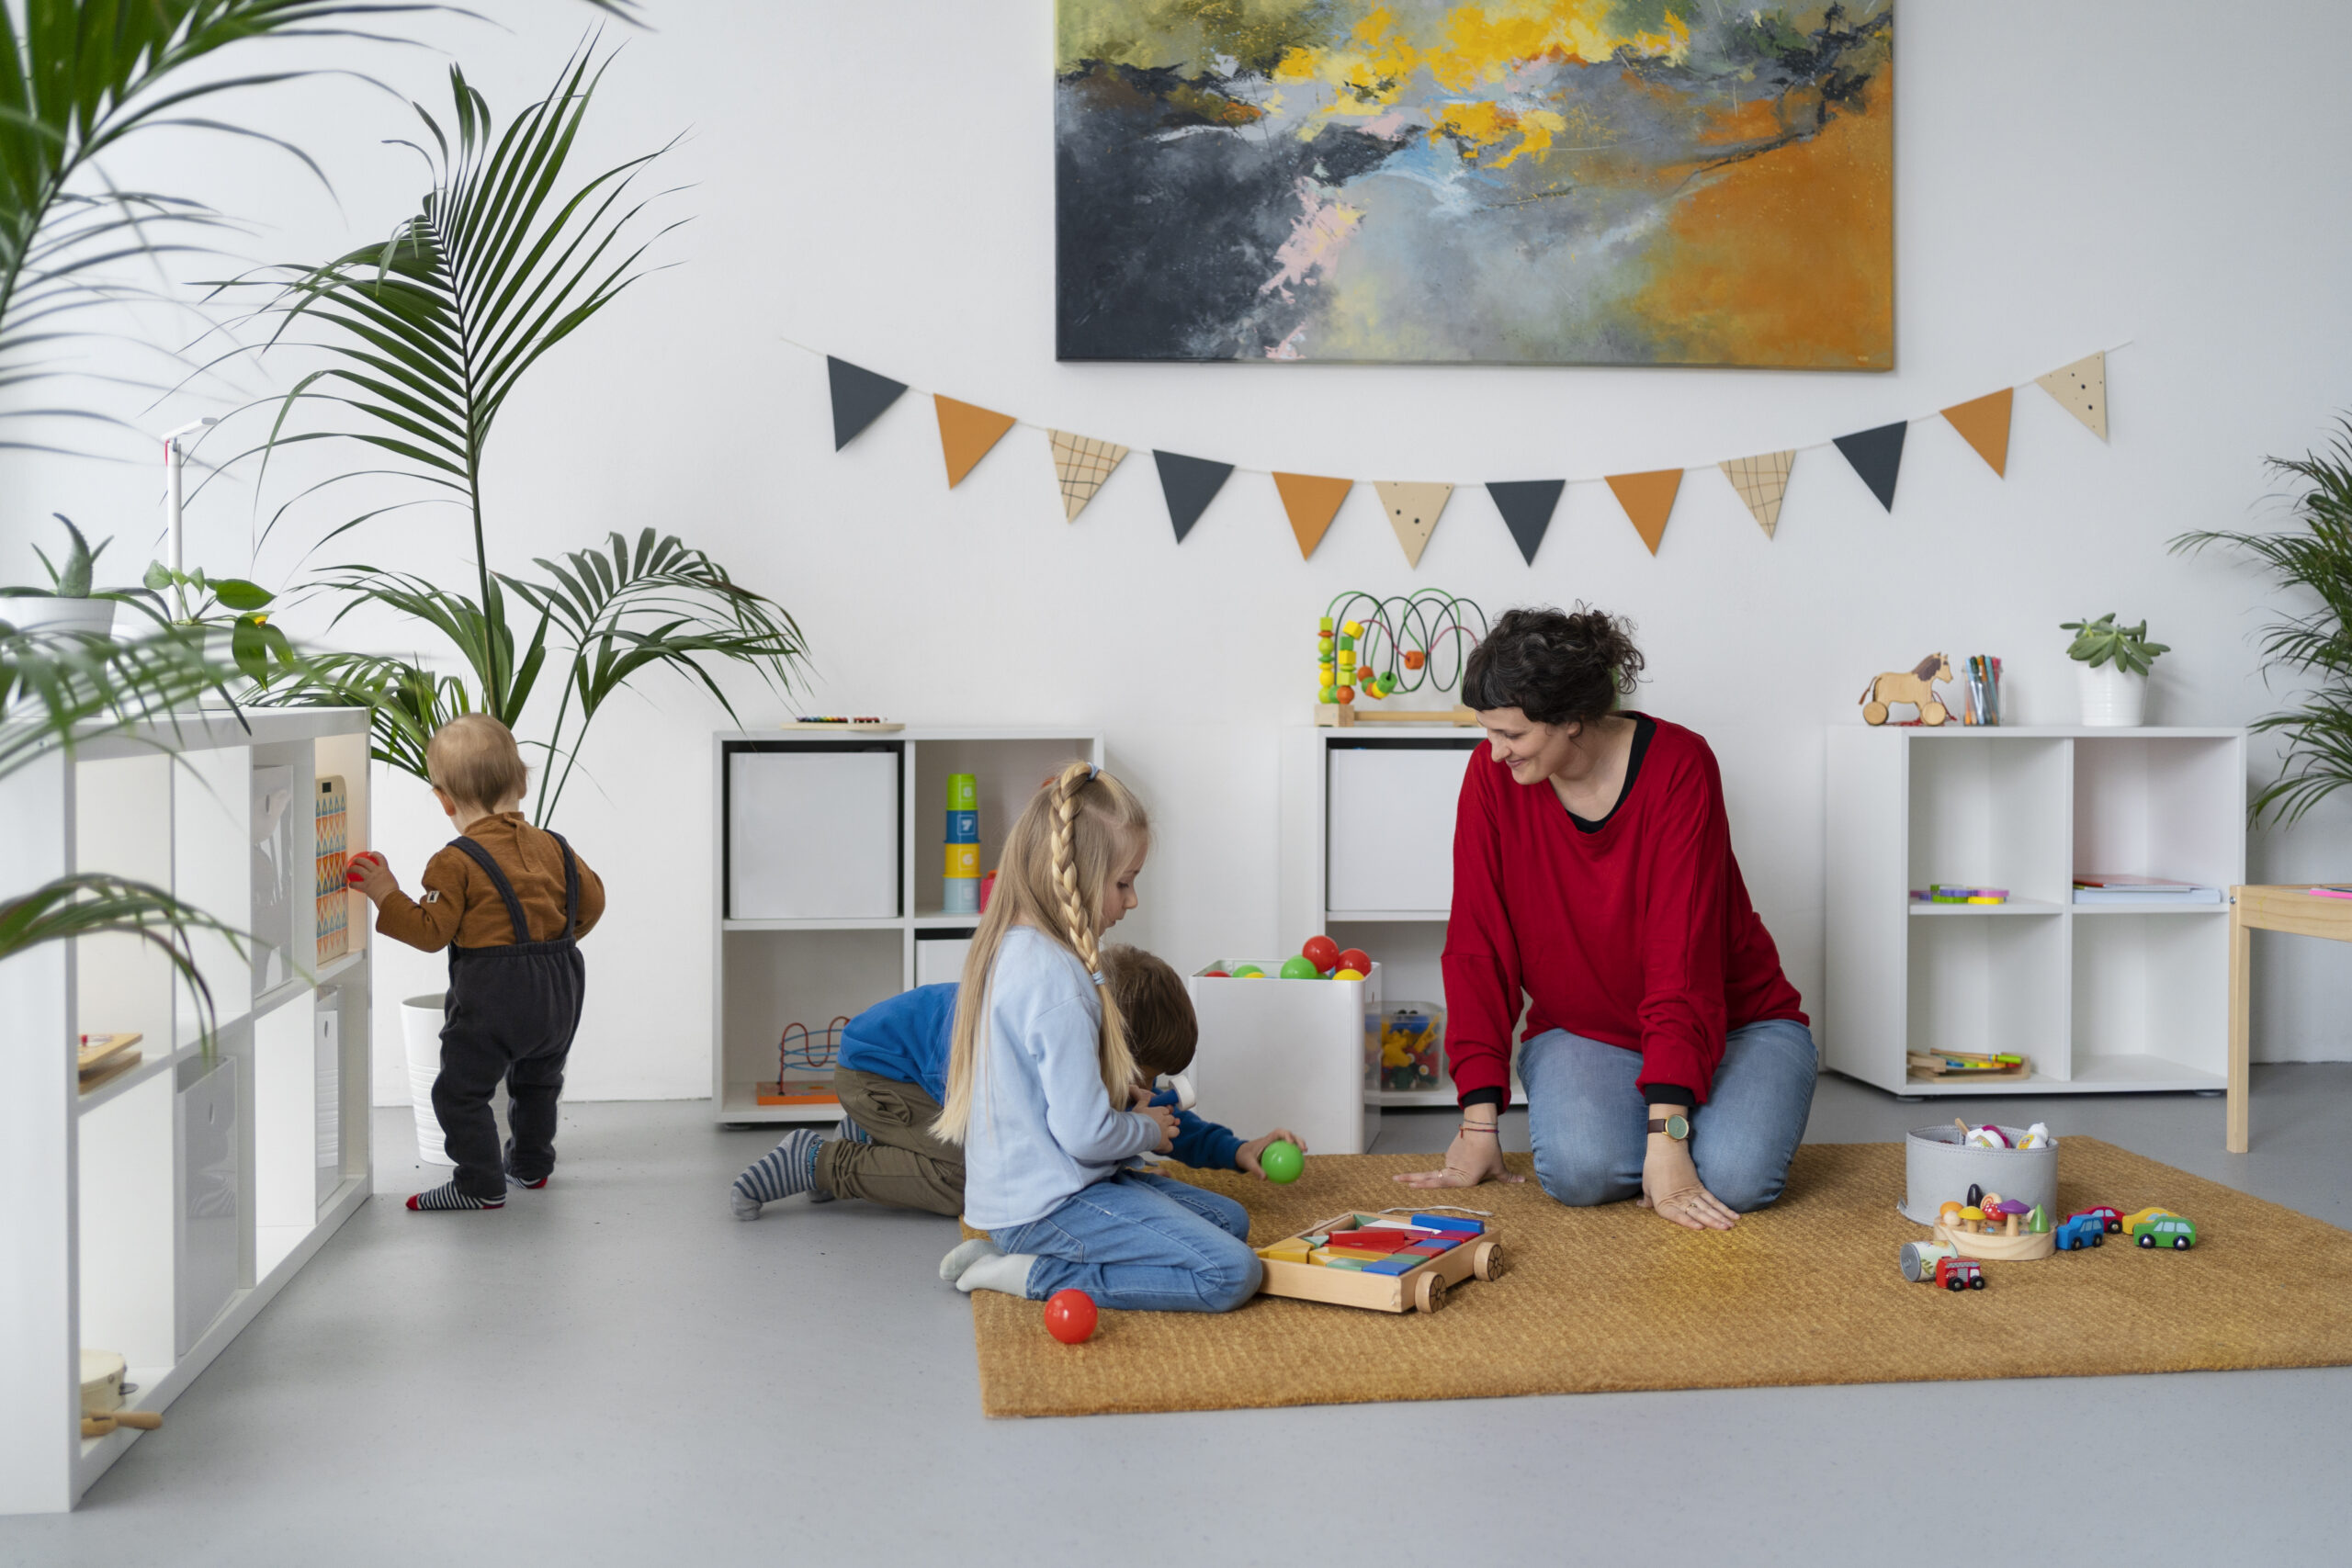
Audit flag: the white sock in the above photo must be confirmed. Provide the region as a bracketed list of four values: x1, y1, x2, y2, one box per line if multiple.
[939, 1236, 1001, 1283]
[955, 1251, 1037, 1297]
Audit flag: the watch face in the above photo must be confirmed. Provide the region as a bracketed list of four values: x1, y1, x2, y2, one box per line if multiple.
[1666, 1114, 1690, 1140]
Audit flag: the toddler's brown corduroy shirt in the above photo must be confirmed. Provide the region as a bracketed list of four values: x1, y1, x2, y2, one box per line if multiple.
[374, 812, 606, 952]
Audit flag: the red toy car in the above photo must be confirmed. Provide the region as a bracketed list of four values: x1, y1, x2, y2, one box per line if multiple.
[1935, 1257, 1986, 1292]
[2068, 1206, 2123, 1235]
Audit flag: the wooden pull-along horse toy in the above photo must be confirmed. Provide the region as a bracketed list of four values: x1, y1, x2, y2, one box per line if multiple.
[1860, 653, 1953, 726]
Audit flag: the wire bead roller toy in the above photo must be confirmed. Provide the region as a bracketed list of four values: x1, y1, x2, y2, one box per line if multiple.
[757, 1016, 851, 1106]
[1313, 590, 1488, 728]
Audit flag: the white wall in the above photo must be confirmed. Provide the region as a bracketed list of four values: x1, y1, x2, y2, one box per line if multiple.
[7, 0, 2350, 1101]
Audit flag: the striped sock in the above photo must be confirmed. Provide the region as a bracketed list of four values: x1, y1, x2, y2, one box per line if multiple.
[730, 1128, 828, 1220]
[503, 1140, 549, 1190]
[406, 1181, 503, 1212]
[835, 1117, 872, 1146]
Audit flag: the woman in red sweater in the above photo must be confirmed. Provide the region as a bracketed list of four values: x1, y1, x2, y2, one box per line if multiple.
[1396, 607, 1815, 1230]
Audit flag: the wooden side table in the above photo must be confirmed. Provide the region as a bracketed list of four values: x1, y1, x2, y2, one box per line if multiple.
[2227, 885, 2352, 1152]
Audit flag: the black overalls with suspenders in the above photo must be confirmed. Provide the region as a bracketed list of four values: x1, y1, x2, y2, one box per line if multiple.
[434, 832, 587, 1199]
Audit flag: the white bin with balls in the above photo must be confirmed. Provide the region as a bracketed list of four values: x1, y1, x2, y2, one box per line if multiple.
[1185, 963, 1381, 1156]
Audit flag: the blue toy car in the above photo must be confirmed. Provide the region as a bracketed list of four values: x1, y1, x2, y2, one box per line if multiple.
[2055, 1214, 2107, 1251]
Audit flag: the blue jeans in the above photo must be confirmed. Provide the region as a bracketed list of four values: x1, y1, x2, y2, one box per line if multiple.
[1519, 1017, 1818, 1213]
[993, 1169, 1263, 1314]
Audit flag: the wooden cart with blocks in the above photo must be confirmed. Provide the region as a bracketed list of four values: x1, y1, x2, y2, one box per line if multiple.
[1254, 1211, 1503, 1314]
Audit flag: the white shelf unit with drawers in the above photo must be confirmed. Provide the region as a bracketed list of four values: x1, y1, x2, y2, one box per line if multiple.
[709, 728, 1103, 1126]
[1824, 725, 2246, 1097]
[2, 708, 374, 1514]
[1280, 725, 1525, 1109]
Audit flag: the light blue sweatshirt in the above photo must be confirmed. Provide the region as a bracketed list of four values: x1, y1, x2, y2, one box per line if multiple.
[960, 926, 1163, 1231]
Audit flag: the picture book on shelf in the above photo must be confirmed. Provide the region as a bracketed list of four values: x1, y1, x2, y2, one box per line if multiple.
[2072, 873, 2222, 905]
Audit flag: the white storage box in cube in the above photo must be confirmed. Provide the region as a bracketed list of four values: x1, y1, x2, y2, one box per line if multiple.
[1186, 964, 1381, 1156]
[1327, 742, 1473, 913]
[729, 748, 900, 919]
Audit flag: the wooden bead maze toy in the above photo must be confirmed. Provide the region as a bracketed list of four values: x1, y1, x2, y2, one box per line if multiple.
[1314, 591, 1487, 728]
[1255, 1209, 1502, 1314]
[757, 1015, 852, 1106]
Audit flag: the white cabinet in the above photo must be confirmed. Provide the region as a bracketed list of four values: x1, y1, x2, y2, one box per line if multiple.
[1824, 726, 2245, 1096]
[1, 709, 374, 1514]
[710, 728, 1102, 1125]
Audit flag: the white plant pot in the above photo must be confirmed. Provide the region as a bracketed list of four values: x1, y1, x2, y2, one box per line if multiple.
[2076, 663, 2147, 728]
[400, 994, 454, 1164]
[5, 597, 115, 636]
[399, 991, 506, 1167]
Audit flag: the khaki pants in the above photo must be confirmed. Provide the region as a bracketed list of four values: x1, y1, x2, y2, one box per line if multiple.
[816, 1066, 964, 1216]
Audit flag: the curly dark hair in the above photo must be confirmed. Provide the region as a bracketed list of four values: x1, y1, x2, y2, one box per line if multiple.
[1460, 605, 1645, 728]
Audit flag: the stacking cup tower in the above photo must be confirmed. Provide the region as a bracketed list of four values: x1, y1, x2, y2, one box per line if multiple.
[944, 773, 980, 914]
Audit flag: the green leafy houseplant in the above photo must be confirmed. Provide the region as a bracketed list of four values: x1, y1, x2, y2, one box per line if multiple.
[251, 48, 806, 822]
[2173, 421, 2352, 824]
[2061, 613, 2170, 677]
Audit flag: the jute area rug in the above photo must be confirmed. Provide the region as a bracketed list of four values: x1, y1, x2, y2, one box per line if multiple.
[967, 1139, 2352, 1417]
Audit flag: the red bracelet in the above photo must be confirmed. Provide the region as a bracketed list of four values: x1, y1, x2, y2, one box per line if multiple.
[1457, 1122, 1499, 1134]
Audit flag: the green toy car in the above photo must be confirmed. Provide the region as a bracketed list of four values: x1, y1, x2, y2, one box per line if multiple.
[2132, 1213, 2198, 1250]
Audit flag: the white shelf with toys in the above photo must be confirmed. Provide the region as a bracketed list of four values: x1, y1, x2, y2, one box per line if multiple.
[2, 708, 374, 1515]
[1824, 725, 2245, 1099]
[708, 728, 1103, 1126]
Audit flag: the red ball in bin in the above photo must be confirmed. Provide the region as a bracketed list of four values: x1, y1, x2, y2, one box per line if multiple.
[1301, 934, 1341, 975]
[1337, 948, 1372, 976]
[1043, 1289, 1097, 1345]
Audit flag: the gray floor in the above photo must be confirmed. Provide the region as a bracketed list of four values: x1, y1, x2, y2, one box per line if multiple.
[9, 1069, 2352, 1564]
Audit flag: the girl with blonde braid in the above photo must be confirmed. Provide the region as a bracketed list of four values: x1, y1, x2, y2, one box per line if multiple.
[933, 763, 1263, 1313]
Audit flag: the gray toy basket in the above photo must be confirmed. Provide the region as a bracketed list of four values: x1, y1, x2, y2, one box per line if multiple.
[1899, 1123, 2059, 1226]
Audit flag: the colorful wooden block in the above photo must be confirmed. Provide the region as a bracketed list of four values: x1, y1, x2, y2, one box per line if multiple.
[1362, 1257, 1419, 1275]
[1257, 1237, 1313, 1262]
[1412, 1214, 1484, 1234]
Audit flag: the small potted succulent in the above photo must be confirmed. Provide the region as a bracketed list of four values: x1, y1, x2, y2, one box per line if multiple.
[2062, 612, 2169, 727]
[2, 516, 119, 636]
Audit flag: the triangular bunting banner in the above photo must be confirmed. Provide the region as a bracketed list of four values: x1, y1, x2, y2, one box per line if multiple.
[1153, 450, 1234, 542]
[1374, 481, 1452, 569]
[1048, 431, 1127, 521]
[1941, 389, 2013, 476]
[1604, 469, 1682, 556]
[1716, 452, 1793, 540]
[1486, 479, 1566, 565]
[2036, 353, 2109, 440]
[1832, 422, 1907, 512]
[1272, 472, 1351, 560]
[826, 356, 906, 451]
[934, 396, 1018, 488]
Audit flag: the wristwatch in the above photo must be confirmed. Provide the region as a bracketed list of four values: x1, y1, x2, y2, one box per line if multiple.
[1646, 1113, 1690, 1141]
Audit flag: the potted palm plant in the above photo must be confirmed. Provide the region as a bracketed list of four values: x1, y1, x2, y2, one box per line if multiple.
[2173, 422, 2352, 823]
[2061, 613, 2169, 728]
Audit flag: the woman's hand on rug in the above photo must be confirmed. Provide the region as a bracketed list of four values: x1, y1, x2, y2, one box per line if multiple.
[1639, 1141, 1737, 1230]
[1393, 1128, 1524, 1189]
[1236, 1129, 1306, 1179]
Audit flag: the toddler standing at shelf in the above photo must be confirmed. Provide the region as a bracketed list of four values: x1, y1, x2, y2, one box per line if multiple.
[728, 943, 1303, 1218]
[933, 762, 1263, 1314]
[349, 715, 605, 1211]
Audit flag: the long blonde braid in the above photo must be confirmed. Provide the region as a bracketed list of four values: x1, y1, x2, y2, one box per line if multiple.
[932, 761, 1148, 1143]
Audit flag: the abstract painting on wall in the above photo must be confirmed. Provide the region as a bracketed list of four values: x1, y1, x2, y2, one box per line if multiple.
[1055, 2, 1893, 367]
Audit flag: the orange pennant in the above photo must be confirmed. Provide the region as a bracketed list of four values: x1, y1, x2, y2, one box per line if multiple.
[1942, 389, 2013, 476]
[1605, 469, 1682, 556]
[1272, 473, 1351, 560]
[934, 395, 1018, 488]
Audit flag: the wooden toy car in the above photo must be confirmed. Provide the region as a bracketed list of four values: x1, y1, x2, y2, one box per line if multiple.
[1935, 1256, 1985, 1292]
[2070, 1205, 2124, 1234]
[2054, 1214, 2108, 1251]
[2132, 1213, 2198, 1250]
[2119, 1206, 2177, 1235]
[1254, 1211, 1502, 1314]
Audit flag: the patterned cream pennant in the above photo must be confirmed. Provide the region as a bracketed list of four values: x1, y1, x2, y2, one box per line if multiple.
[1048, 431, 1127, 521]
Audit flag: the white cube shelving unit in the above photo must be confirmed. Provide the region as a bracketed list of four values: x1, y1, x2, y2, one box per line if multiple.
[710, 728, 1102, 1125]
[1825, 725, 2246, 1096]
[1280, 725, 1526, 1109]
[2, 708, 374, 1514]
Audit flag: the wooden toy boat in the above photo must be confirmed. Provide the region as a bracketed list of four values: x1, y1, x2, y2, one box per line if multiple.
[1254, 1210, 1502, 1314]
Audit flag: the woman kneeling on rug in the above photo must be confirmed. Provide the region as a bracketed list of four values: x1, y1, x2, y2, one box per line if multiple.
[1396, 606, 1815, 1230]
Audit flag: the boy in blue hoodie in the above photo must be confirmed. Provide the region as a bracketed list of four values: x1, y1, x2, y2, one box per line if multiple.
[730, 944, 1300, 1219]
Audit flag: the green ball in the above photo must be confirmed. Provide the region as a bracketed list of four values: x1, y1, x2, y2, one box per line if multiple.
[1231, 964, 1265, 978]
[1278, 954, 1321, 979]
[1260, 1140, 1304, 1183]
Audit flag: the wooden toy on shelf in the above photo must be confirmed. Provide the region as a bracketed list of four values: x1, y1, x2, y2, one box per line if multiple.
[1313, 590, 1487, 728]
[1859, 653, 1954, 726]
[79, 1411, 162, 1438]
[75, 1032, 143, 1094]
[756, 1016, 851, 1106]
[1255, 1210, 1501, 1314]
